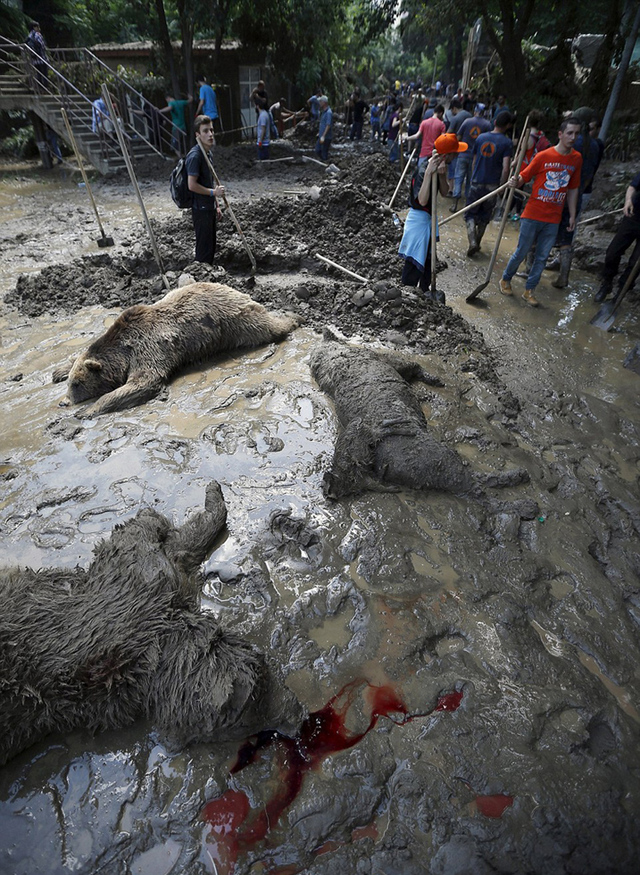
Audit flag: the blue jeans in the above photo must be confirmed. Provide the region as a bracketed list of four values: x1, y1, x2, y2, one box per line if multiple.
[389, 137, 400, 162]
[503, 218, 560, 291]
[452, 151, 473, 199]
[315, 138, 331, 161]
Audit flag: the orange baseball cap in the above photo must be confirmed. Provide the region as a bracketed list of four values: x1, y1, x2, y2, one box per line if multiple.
[433, 133, 468, 154]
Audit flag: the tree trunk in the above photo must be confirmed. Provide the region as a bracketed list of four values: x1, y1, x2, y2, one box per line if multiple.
[600, 2, 640, 143]
[153, 0, 180, 98]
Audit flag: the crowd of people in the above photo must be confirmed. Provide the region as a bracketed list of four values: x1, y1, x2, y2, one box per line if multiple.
[24, 20, 635, 306]
[379, 85, 638, 312]
[186, 78, 637, 312]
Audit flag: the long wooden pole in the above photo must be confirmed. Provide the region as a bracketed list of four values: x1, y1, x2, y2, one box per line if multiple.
[316, 253, 367, 283]
[430, 170, 438, 298]
[197, 141, 256, 275]
[60, 107, 112, 245]
[388, 148, 417, 209]
[439, 179, 511, 226]
[101, 84, 170, 291]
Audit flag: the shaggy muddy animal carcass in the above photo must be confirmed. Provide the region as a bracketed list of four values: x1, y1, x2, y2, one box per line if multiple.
[52, 281, 300, 416]
[0, 482, 296, 766]
[310, 330, 534, 506]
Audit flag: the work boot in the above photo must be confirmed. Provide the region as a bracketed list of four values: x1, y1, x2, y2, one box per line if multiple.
[475, 222, 488, 250]
[594, 279, 612, 303]
[449, 198, 459, 214]
[552, 248, 572, 289]
[498, 278, 512, 296]
[522, 288, 539, 307]
[466, 221, 479, 257]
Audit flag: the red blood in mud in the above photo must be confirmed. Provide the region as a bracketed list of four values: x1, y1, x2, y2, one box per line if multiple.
[202, 680, 457, 871]
[475, 793, 514, 818]
[201, 789, 250, 871]
[435, 690, 463, 712]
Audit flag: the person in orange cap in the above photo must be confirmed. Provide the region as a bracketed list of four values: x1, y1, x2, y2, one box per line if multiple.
[398, 133, 467, 303]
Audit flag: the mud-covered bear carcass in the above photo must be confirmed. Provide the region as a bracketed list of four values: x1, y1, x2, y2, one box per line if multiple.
[311, 330, 537, 517]
[0, 482, 299, 766]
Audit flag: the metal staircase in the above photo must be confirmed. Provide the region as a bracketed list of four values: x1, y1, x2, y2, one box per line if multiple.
[0, 37, 174, 175]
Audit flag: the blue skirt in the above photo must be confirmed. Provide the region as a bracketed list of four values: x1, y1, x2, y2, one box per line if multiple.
[398, 208, 438, 271]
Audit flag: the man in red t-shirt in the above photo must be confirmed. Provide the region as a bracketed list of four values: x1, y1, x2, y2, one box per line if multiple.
[499, 117, 582, 306]
[407, 104, 445, 168]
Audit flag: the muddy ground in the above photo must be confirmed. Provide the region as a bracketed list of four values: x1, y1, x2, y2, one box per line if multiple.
[1, 137, 640, 875]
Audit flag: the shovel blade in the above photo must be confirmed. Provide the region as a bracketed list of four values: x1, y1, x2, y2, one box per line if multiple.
[590, 301, 616, 330]
[97, 236, 114, 247]
[466, 280, 489, 302]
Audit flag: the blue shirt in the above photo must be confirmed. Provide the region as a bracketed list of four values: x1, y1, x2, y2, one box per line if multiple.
[308, 95, 320, 120]
[457, 116, 491, 149]
[471, 131, 513, 186]
[319, 107, 333, 140]
[257, 108, 271, 146]
[199, 83, 218, 120]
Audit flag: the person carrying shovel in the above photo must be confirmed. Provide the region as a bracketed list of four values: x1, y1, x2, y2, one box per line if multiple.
[499, 116, 582, 307]
[186, 115, 225, 265]
[464, 110, 513, 257]
[398, 133, 467, 302]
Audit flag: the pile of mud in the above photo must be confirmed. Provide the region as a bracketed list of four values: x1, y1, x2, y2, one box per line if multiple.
[5, 153, 514, 401]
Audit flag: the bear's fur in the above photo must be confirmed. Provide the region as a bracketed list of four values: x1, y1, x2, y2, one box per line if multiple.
[311, 329, 535, 511]
[0, 482, 300, 766]
[52, 282, 301, 416]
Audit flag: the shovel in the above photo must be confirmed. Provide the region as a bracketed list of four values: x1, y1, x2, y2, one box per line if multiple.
[198, 141, 257, 276]
[590, 255, 640, 331]
[430, 168, 440, 302]
[101, 85, 171, 290]
[60, 107, 114, 247]
[466, 126, 530, 303]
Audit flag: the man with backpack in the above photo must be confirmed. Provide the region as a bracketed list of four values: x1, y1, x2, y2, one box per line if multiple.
[185, 115, 225, 265]
[26, 21, 48, 91]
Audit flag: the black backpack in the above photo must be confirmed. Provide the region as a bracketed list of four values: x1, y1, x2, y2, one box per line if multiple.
[169, 158, 192, 209]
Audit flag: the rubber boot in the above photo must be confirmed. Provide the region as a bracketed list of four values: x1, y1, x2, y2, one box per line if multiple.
[516, 247, 535, 278]
[475, 222, 488, 250]
[466, 221, 479, 257]
[552, 248, 572, 289]
[594, 278, 613, 303]
[449, 198, 459, 214]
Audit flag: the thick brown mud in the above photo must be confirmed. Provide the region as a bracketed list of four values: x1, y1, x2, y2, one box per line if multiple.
[1, 143, 640, 874]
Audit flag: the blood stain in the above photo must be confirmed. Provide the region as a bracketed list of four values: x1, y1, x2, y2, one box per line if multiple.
[475, 793, 514, 818]
[202, 680, 462, 872]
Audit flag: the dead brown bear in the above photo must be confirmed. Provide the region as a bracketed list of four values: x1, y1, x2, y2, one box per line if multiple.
[0, 482, 300, 766]
[52, 282, 300, 416]
[311, 329, 537, 519]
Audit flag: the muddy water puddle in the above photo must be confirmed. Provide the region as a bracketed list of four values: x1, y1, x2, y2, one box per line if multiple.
[2, 183, 640, 872]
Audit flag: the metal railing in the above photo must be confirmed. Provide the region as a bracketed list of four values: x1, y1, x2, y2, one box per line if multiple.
[47, 47, 176, 159]
[0, 37, 176, 166]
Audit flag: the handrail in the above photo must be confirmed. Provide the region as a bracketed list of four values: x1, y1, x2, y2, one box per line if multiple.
[0, 39, 123, 165]
[0, 37, 175, 165]
[47, 45, 174, 159]
[83, 48, 176, 158]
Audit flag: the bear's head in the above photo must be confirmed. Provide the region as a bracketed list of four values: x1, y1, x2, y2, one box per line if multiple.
[66, 355, 117, 403]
